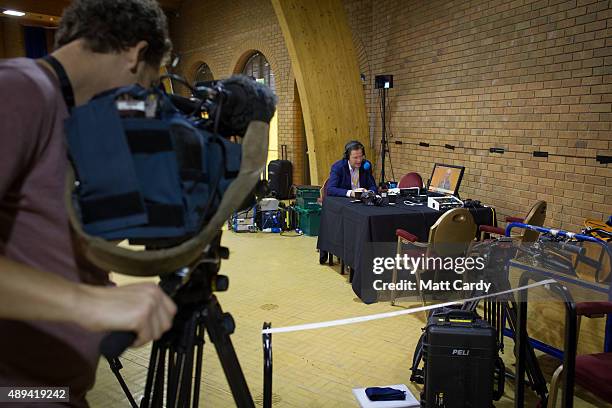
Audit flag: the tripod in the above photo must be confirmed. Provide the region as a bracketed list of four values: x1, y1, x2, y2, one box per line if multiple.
[409, 239, 549, 405]
[475, 241, 550, 404]
[107, 243, 255, 408]
[480, 290, 549, 404]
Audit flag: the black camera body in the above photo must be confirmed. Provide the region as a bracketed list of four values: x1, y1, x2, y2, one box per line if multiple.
[360, 190, 386, 206]
[66, 75, 277, 247]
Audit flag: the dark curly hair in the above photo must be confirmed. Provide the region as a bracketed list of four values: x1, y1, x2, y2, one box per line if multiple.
[55, 0, 172, 67]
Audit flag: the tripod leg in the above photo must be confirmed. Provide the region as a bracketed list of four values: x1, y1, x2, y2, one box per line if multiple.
[203, 295, 255, 408]
[170, 312, 198, 408]
[141, 341, 162, 408]
[152, 347, 167, 408]
[191, 323, 205, 408]
[173, 350, 190, 408]
[106, 358, 139, 408]
[503, 300, 549, 403]
[177, 328, 196, 408]
[166, 349, 178, 408]
[167, 348, 183, 408]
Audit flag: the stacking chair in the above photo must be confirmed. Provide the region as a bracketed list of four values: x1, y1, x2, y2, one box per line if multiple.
[398, 172, 424, 189]
[391, 208, 477, 306]
[546, 229, 612, 406]
[550, 342, 612, 406]
[548, 301, 612, 406]
[479, 200, 547, 243]
[317, 178, 349, 277]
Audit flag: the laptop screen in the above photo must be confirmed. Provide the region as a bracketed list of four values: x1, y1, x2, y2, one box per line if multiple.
[427, 163, 465, 195]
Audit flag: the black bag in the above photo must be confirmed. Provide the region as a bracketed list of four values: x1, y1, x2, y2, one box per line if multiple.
[65, 85, 241, 243]
[268, 160, 292, 199]
[415, 308, 504, 407]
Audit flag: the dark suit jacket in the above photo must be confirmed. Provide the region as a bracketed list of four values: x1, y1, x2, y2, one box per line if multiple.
[326, 159, 377, 197]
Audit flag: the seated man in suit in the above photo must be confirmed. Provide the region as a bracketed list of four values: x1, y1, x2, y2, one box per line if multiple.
[438, 168, 452, 191]
[327, 140, 377, 197]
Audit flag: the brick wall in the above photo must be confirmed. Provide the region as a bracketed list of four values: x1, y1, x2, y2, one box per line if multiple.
[171, 0, 611, 231]
[345, 0, 612, 231]
[168, 0, 307, 184]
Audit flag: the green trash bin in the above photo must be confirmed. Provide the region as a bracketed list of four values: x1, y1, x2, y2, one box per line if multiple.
[296, 206, 321, 236]
[295, 185, 321, 210]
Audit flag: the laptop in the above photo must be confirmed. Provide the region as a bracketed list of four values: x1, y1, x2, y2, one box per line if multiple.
[405, 163, 465, 204]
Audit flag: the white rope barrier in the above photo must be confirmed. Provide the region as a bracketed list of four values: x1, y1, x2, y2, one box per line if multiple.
[261, 279, 556, 335]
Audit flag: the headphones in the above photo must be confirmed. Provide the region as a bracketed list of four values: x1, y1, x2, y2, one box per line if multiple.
[343, 140, 366, 160]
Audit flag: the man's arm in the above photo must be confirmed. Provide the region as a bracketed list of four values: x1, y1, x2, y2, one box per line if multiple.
[326, 163, 350, 197]
[0, 255, 176, 347]
[0, 65, 175, 348]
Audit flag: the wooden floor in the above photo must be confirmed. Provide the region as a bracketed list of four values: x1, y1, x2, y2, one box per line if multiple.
[89, 231, 607, 407]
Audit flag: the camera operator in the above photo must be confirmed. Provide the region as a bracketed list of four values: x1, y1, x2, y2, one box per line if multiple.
[0, 1, 177, 405]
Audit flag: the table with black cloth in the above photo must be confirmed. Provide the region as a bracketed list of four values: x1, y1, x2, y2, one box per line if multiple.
[316, 196, 495, 304]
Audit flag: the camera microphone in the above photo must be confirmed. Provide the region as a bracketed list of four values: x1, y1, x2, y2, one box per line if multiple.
[363, 159, 372, 171]
[207, 75, 277, 137]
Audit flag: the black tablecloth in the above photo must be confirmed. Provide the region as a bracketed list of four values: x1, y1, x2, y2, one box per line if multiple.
[316, 197, 495, 303]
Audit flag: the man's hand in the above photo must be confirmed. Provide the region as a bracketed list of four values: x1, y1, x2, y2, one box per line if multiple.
[0, 256, 177, 348]
[77, 283, 177, 347]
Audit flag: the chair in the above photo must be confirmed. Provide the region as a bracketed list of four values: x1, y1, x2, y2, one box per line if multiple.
[479, 200, 547, 243]
[391, 208, 477, 305]
[398, 172, 424, 189]
[317, 178, 349, 277]
[318, 178, 329, 205]
[548, 300, 612, 406]
[547, 238, 612, 407]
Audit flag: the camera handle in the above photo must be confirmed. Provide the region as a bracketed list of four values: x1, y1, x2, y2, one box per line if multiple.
[101, 331, 136, 360]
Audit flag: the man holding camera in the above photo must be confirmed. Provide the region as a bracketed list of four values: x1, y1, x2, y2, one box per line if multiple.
[326, 140, 377, 198]
[0, 1, 177, 405]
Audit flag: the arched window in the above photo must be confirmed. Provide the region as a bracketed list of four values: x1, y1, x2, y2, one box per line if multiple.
[194, 62, 213, 83]
[242, 52, 275, 92]
[240, 51, 278, 171]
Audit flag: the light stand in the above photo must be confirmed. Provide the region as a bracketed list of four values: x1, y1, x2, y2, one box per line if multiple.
[374, 75, 393, 185]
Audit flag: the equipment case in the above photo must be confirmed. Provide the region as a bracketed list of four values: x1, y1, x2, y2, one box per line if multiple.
[268, 160, 293, 199]
[420, 309, 503, 407]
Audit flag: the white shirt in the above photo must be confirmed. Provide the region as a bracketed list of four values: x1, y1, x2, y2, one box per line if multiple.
[346, 162, 359, 197]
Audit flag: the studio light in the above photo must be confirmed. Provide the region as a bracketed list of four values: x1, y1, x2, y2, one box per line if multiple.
[2, 9, 26, 17]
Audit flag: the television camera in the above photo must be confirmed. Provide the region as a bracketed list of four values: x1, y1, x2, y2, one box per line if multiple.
[62, 72, 277, 408]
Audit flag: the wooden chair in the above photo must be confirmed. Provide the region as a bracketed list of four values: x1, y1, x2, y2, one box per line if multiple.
[391, 208, 477, 306]
[479, 200, 547, 243]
